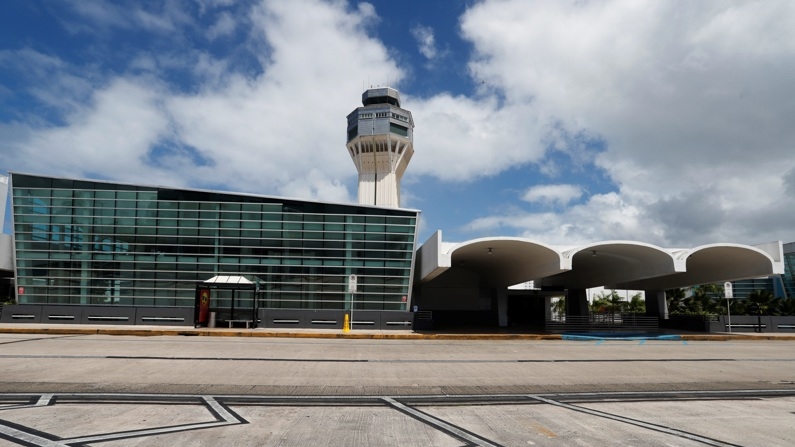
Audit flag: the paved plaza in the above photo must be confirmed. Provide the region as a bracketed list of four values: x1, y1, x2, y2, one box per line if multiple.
[1, 331, 794, 446]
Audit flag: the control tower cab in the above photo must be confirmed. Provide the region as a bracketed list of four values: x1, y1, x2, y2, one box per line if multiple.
[346, 87, 414, 208]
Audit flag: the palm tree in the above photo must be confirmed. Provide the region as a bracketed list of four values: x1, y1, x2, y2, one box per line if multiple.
[551, 297, 565, 320]
[776, 297, 795, 316]
[673, 284, 722, 314]
[590, 292, 610, 313]
[627, 293, 645, 313]
[666, 288, 687, 314]
[588, 290, 629, 322]
[747, 290, 775, 315]
[729, 298, 747, 315]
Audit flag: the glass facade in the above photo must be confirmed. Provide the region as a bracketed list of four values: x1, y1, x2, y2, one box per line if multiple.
[731, 277, 777, 299]
[11, 173, 418, 311]
[782, 243, 795, 298]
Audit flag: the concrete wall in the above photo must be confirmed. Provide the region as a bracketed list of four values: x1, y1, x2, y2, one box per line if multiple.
[258, 309, 412, 330]
[0, 234, 12, 272]
[664, 314, 795, 333]
[415, 230, 450, 283]
[0, 174, 7, 233]
[415, 267, 484, 311]
[717, 315, 795, 333]
[0, 304, 194, 326]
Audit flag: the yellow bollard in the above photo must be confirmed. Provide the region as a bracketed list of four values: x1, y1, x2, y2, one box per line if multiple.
[342, 313, 350, 332]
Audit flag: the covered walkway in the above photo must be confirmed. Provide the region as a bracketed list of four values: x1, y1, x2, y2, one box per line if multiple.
[414, 231, 784, 329]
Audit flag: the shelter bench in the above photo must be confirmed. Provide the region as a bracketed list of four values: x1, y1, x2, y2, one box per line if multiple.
[227, 319, 253, 328]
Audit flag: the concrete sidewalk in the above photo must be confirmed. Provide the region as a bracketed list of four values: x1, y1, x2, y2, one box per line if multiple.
[2, 323, 795, 340]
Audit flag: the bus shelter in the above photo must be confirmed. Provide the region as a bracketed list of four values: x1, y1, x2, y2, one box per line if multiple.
[195, 275, 261, 328]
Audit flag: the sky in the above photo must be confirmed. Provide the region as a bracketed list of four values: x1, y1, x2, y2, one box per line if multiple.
[1, 0, 794, 248]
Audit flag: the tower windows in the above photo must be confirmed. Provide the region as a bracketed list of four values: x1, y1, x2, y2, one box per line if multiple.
[390, 123, 408, 137]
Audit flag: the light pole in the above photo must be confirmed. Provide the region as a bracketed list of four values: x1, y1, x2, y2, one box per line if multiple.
[724, 282, 733, 333]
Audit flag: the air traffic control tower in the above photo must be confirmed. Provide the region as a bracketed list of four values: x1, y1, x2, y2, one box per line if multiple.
[346, 87, 414, 208]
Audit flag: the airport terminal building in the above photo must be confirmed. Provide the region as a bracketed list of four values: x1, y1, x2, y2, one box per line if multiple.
[2, 172, 418, 328]
[0, 87, 791, 330]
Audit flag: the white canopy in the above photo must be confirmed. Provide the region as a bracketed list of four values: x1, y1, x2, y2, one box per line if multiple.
[202, 275, 261, 288]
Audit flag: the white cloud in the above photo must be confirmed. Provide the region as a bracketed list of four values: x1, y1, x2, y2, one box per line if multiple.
[0, 49, 96, 116]
[522, 184, 582, 206]
[1, 0, 401, 205]
[13, 77, 174, 183]
[162, 0, 401, 200]
[196, 0, 236, 14]
[63, 0, 130, 31]
[465, 190, 651, 245]
[65, 0, 194, 34]
[408, 94, 547, 181]
[2, 0, 794, 249]
[411, 24, 437, 60]
[206, 11, 236, 40]
[278, 168, 350, 203]
[455, 0, 795, 245]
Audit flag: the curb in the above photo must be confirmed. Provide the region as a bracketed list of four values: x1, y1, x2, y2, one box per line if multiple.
[2, 326, 795, 340]
[680, 334, 795, 341]
[0, 326, 564, 340]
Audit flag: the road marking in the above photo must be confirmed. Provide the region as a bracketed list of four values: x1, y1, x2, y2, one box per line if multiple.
[60, 396, 245, 444]
[1, 391, 792, 446]
[61, 420, 237, 444]
[203, 396, 244, 423]
[382, 397, 503, 447]
[527, 394, 744, 447]
[0, 422, 70, 447]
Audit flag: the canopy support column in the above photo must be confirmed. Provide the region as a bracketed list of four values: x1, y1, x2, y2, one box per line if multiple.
[566, 289, 589, 317]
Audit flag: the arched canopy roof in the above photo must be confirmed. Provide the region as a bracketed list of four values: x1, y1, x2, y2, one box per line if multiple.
[446, 237, 565, 288]
[416, 232, 784, 292]
[536, 241, 680, 290]
[614, 243, 782, 291]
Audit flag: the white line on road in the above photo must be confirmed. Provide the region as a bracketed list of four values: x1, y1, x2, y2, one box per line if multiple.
[36, 394, 53, 406]
[0, 422, 70, 447]
[60, 396, 243, 444]
[382, 397, 502, 447]
[528, 394, 742, 447]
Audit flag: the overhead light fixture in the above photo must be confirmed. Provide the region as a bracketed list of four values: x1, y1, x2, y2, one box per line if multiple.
[487, 248, 493, 254]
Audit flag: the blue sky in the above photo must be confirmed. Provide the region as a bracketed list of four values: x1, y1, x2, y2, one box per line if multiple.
[1, 0, 794, 247]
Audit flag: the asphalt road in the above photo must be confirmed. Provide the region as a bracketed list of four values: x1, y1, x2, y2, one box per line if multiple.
[1, 334, 794, 446]
[1, 333, 794, 395]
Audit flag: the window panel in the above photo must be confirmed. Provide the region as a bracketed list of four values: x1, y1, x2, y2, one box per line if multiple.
[11, 175, 416, 310]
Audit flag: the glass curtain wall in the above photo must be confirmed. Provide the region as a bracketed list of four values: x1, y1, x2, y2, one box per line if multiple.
[783, 245, 795, 298]
[11, 174, 417, 310]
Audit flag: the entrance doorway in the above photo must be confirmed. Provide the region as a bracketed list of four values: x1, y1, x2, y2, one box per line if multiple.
[507, 294, 547, 329]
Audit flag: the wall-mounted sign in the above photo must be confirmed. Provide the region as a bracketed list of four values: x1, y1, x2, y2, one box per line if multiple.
[348, 274, 357, 293]
[197, 288, 211, 324]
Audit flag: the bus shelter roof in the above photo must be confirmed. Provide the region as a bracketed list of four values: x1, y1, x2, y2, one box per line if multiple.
[201, 275, 261, 289]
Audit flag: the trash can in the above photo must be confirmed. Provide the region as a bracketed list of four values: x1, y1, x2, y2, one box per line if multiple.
[208, 312, 217, 328]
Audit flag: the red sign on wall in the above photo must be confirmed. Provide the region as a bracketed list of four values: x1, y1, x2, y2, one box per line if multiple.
[197, 288, 211, 324]
[17, 286, 24, 296]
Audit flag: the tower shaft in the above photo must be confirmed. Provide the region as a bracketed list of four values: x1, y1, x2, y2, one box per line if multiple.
[346, 87, 414, 208]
